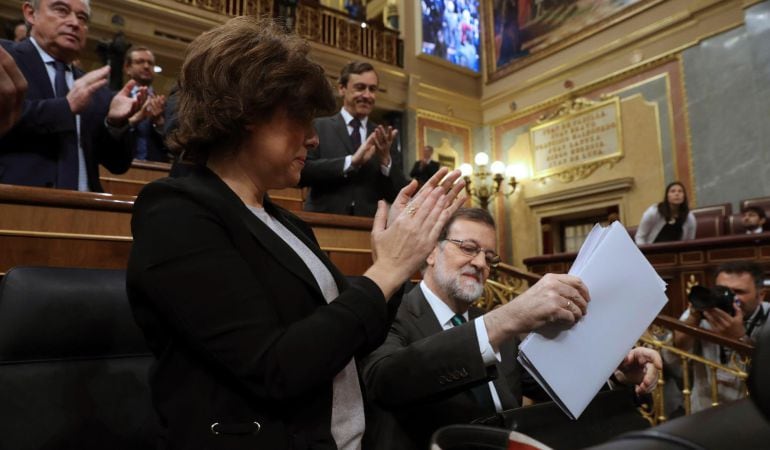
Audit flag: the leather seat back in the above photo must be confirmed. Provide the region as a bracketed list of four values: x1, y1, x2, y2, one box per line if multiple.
[0, 266, 158, 450]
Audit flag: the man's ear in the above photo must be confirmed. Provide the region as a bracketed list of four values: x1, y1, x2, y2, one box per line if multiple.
[337, 83, 346, 97]
[426, 246, 439, 267]
[22, 3, 35, 27]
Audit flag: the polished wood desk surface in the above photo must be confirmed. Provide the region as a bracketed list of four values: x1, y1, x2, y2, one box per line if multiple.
[98, 160, 305, 209]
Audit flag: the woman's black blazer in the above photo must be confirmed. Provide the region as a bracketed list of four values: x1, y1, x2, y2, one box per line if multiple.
[127, 166, 396, 449]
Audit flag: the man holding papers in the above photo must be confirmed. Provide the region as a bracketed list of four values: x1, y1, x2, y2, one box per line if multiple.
[362, 208, 661, 450]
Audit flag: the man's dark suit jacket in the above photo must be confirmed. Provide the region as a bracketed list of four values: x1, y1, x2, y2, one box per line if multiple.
[0, 39, 133, 191]
[409, 159, 440, 185]
[300, 112, 407, 217]
[361, 284, 527, 450]
[127, 166, 400, 449]
[134, 116, 170, 162]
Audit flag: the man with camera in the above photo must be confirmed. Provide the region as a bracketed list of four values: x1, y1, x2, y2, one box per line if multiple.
[673, 261, 769, 412]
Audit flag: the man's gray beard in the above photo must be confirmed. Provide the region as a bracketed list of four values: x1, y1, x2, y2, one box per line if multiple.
[434, 251, 485, 305]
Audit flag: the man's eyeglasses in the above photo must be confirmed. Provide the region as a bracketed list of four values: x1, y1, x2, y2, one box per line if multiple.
[443, 239, 501, 267]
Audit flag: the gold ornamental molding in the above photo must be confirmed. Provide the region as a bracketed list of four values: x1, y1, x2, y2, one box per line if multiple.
[415, 109, 476, 128]
[685, 273, 700, 296]
[525, 177, 634, 208]
[536, 97, 602, 121]
[551, 158, 623, 184]
[488, 52, 681, 126]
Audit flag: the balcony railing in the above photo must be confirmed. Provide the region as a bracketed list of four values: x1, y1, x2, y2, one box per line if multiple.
[295, 3, 400, 66]
[174, 0, 273, 17]
[174, 0, 401, 66]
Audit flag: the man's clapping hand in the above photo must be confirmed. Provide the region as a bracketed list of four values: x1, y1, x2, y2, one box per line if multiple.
[0, 47, 27, 136]
[350, 125, 397, 169]
[129, 94, 166, 127]
[66, 65, 110, 114]
[107, 79, 146, 127]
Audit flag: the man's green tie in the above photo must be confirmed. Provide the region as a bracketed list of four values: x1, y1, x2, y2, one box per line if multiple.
[450, 314, 466, 327]
[448, 312, 496, 413]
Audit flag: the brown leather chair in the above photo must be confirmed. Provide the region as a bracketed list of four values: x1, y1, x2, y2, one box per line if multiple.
[691, 203, 732, 238]
[740, 196, 770, 216]
[726, 213, 747, 234]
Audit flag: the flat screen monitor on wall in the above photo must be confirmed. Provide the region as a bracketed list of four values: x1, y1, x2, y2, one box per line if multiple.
[421, 0, 481, 72]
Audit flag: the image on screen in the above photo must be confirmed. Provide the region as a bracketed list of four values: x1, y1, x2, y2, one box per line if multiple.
[421, 0, 481, 72]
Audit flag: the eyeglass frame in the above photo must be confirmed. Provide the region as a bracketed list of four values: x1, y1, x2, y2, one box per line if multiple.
[442, 238, 501, 268]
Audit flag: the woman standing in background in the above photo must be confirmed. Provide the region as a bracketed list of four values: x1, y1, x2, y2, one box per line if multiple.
[635, 181, 696, 244]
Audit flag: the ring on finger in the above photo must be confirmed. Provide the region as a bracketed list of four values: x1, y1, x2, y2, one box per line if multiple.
[406, 205, 418, 216]
[565, 300, 572, 309]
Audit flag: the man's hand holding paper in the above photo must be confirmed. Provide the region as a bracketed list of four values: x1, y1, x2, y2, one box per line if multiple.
[483, 274, 590, 350]
[482, 269, 661, 399]
[516, 222, 668, 419]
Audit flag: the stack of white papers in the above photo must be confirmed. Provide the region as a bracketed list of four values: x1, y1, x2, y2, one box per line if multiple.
[517, 221, 667, 419]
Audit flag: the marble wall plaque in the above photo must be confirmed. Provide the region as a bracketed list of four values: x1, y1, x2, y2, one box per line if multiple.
[529, 97, 622, 180]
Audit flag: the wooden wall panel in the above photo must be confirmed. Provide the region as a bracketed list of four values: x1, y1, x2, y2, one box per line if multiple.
[0, 233, 131, 273]
[0, 184, 372, 277]
[327, 252, 373, 277]
[525, 233, 770, 318]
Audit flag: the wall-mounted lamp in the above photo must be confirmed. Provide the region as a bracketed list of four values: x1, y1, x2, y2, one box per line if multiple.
[459, 152, 527, 210]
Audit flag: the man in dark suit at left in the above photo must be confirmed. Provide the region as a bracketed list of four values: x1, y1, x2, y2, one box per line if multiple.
[300, 61, 407, 217]
[362, 207, 662, 450]
[0, 0, 143, 192]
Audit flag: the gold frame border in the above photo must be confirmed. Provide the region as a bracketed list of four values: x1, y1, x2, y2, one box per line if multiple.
[605, 74, 670, 192]
[488, 52, 681, 127]
[528, 97, 623, 182]
[482, 0, 664, 83]
[483, 8, 750, 125]
[677, 55, 697, 207]
[415, 110, 474, 165]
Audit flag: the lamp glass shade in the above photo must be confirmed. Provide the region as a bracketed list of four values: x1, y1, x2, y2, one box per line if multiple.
[490, 161, 506, 175]
[507, 163, 529, 179]
[459, 163, 473, 177]
[474, 152, 489, 166]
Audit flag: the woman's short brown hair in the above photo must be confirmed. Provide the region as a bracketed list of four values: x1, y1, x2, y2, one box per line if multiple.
[170, 16, 336, 161]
